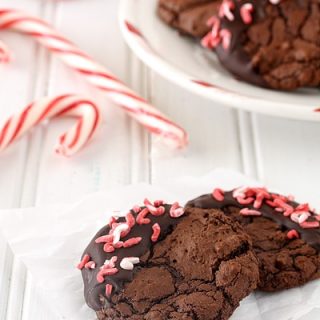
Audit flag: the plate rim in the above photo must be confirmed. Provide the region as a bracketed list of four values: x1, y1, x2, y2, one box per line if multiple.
[118, 0, 320, 122]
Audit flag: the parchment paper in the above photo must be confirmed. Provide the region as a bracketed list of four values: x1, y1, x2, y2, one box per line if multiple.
[0, 169, 319, 320]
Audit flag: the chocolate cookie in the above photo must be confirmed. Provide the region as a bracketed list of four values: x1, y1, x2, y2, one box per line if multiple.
[187, 187, 320, 291]
[201, 0, 320, 90]
[78, 199, 259, 319]
[158, 0, 221, 37]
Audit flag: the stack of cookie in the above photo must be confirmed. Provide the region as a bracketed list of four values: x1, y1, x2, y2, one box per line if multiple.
[78, 187, 320, 319]
[158, 0, 320, 91]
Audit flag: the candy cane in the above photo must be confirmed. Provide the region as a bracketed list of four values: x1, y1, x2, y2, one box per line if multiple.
[0, 9, 188, 148]
[0, 94, 100, 156]
[0, 40, 10, 63]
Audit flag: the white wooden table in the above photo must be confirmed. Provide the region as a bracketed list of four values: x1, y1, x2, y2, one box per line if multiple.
[0, 0, 320, 319]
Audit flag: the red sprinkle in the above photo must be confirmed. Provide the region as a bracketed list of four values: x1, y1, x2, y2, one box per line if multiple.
[105, 284, 113, 297]
[151, 223, 161, 242]
[95, 234, 113, 244]
[126, 212, 136, 228]
[136, 208, 151, 225]
[97, 268, 118, 283]
[287, 229, 299, 239]
[240, 208, 262, 216]
[77, 254, 90, 270]
[84, 261, 96, 269]
[104, 243, 115, 253]
[114, 241, 124, 249]
[124, 237, 142, 248]
[212, 188, 224, 202]
[300, 221, 320, 229]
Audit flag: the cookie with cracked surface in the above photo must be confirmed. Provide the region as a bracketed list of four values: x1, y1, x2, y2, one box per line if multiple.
[158, 0, 221, 37]
[202, 0, 320, 90]
[187, 187, 320, 291]
[78, 199, 259, 319]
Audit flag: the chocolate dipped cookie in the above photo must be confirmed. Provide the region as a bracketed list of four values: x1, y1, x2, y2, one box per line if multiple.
[187, 187, 320, 291]
[158, 0, 221, 37]
[202, 0, 320, 90]
[78, 199, 259, 319]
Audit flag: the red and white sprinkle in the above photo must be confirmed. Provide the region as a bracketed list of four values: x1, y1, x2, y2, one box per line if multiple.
[169, 202, 185, 218]
[105, 284, 113, 298]
[151, 223, 161, 242]
[77, 254, 90, 270]
[219, 0, 235, 21]
[240, 3, 254, 24]
[112, 224, 130, 245]
[84, 261, 96, 270]
[136, 208, 151, 225]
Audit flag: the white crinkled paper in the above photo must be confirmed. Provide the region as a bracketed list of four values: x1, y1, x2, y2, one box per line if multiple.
[0, 169, 319, 320]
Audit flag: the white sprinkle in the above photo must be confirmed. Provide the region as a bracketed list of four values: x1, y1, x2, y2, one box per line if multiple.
[120, 257, 140, 271]
[112, 224, 129, 245]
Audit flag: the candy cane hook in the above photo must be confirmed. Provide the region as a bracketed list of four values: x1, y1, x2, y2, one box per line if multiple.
[0, 8, 188, 148]
[0, 94, 100, 156]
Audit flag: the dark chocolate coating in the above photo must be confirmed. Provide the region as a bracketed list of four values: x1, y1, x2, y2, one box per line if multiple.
[187, 191, 320, 252]
[215, 0, 320, 90]
[81, 204, 182, 311]
[216, 0, 268, 88]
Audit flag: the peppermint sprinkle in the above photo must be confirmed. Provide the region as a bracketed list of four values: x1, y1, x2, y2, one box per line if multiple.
[96, 267, 118, 283]
[120, 257, 140, 271]
[170, 202, 185, 218]
[136, 208, 151, 225]
[112, 224, 130, 245]
[212, 188, 225, 202]
[126, 212, 136, 228]
[240, 3, 254, 24]
[240, 208, 262, 216]
[287, 229, 299, 240]
[84, 261, 96, 270]
[105, 284, 113, 298]
[300, 221, 320, 229]
[123, 237, 142, 248]
[291, 212, 310, 224]
[219, 0, 235, 21]
[95, 234, 113, 244]
[77, 254, 90, 270]
[104, 256, 118, 268]
[151, 223, 161, 242]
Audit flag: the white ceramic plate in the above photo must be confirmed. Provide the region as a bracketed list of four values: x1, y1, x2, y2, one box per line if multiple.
[119, 0, 320, 121]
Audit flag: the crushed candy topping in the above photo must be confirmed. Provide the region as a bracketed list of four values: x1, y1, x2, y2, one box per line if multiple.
[202, 0, 282, 50]
[78, 199, 185, 300]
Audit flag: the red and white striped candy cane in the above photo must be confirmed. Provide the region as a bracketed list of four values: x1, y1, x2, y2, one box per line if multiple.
[0, 94, 100, 157]
[0, 40, 10, 63]
[0, 9, 188, 148]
